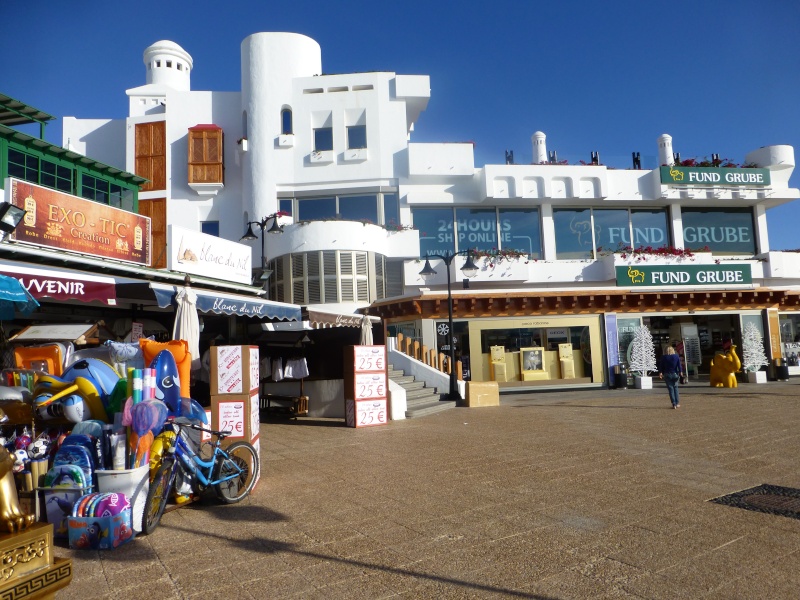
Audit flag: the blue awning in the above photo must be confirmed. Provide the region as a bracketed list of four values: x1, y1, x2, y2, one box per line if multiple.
[150, 285, 300, 321]
[0, 273, 39, 320]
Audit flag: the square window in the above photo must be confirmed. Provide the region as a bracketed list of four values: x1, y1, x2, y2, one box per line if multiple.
[313, 127, 333, 151]
[347, 125, 367, 149]
[201, 221, 220, 237]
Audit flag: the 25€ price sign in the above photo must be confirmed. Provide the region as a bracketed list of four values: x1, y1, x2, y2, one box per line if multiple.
[355, 399, 387, 427]
[218, 401, 245, 439]
[354, 345, 385, 372]
[354, 372, 386, 399]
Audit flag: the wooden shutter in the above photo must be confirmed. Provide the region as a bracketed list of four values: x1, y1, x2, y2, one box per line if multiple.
[138, 198, 167, 268]
[135, 121, 166, 191]
[188, 126, 223, 184]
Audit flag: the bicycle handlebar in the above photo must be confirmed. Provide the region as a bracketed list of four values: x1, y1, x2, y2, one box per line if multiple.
[170, 419, 232, 439]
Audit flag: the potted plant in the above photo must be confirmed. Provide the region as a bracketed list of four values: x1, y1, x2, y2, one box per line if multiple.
[742, 322, 769, 383]
[629, 326, 657, 389]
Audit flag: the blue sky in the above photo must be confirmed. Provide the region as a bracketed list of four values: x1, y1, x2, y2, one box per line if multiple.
[4, 0, 799, 248]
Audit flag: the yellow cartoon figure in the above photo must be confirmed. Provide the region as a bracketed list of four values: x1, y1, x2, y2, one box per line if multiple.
[627, 266, 645, 284]
[709, 344, 741, 388]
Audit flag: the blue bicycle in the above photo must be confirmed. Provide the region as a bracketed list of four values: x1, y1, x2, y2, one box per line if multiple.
[142, 418, 259, 535]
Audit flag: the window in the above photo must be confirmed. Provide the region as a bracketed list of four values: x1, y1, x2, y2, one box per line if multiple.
[297, 197, 336, 221]
[346, 125, 367, 149]
[413, 208, 456, 256]
[383, 193, 399, 227]
[455, 208, 498, 253]
[41, 159, 73, 193]
[8, 149, 40, 184]
[339, 195, 378, 223]
[682, 208, 755, 255]
[555, 208, 670, 259]
[187, 126, 223, 184]
[135, 121, 166, 190]
[81, 174, 110, 204]
[313, 127, 333, 151]
[281, 109, 293, 135]
[279, 199, 293, 216]
[201, 221, 220, 237]
[498, 208, 541, 258]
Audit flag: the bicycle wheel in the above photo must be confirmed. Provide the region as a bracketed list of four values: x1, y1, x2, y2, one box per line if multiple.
[212, 442, 259, 504]
[142, 459, 177, 535]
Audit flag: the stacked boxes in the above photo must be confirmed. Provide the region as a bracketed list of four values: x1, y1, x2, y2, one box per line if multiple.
[209, 345, 261, 486]
[344, 345, 388, 428]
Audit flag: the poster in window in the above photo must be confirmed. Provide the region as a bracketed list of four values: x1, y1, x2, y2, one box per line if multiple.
[520, 347, 545, 372]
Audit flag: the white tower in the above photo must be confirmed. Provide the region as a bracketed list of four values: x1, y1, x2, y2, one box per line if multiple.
[241, 33, 322, 221]
[531, 131, 547, 165]
[657, 134, 674, 167]
[143, 40, 193, 91]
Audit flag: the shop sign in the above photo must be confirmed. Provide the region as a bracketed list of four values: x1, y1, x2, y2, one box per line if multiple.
[0, 265, 117, 305]
[9, 179, 151, 266]
[616, 264, 752, 287]
[167, 225, 251, 285]
[660, 166, 770, 186]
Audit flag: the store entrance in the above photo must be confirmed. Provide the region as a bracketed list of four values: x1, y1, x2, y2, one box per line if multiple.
[643, 314, 741, 375]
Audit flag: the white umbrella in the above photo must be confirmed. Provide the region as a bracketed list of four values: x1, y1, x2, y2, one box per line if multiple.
[173, 285, 200, 371]
[360, 315, 374, 346]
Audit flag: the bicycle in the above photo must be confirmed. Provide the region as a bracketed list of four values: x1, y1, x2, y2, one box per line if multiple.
[142, 418, 259, 535]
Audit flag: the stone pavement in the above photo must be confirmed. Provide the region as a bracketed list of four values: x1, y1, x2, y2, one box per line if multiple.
[57, 380, 800, 599]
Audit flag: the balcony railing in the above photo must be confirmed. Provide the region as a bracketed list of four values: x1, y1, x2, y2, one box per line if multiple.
[395, 332, 463, 381]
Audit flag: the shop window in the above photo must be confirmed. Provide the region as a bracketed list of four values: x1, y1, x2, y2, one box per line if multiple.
[630, 209, 669, 248]
[413, 208, 455, 257]
[554, 208, 594, 259]
[498, 208, 541, 258]
[455, 208, 498, 253]
[681, 208, 755, 255]
[188, 125, 223, 184]
[593, 209, 630, 251]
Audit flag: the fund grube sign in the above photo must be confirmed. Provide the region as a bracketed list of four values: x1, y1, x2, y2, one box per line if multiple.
[9, 179, 151, 266]
[616, 264, 752, 287]
[660, 166, 770, 186]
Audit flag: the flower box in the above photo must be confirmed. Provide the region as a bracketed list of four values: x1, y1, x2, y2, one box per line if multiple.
[746, 371, 767, 384]
[634, 375, 653, 389]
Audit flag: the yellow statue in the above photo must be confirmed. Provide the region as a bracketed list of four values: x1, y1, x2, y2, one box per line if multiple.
[0, 409, 36, 533]
[710, 345, 741, 388]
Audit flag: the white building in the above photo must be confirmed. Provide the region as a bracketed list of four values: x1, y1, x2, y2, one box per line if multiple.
[62, 32, 800, 392]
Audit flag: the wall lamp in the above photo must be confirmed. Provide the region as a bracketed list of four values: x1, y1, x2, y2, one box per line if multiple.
[240, 212, 284, 285]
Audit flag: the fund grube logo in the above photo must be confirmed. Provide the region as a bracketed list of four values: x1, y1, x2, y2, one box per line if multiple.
[669, 167, 684, 182]
[626, 266, 645, 284]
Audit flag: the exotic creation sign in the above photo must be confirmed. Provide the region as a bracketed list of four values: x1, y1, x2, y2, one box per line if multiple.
[9, 178, 151, 265]
[616, 264, 752, 287]
[660, 166, 770, 186]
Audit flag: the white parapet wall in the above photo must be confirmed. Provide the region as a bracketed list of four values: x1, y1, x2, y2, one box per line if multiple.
[387, 338, 465, 399]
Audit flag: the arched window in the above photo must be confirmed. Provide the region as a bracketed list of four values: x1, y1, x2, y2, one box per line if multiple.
[281, 108, 293, 135]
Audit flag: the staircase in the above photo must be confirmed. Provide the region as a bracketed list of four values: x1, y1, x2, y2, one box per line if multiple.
[388, 364, 457, 418]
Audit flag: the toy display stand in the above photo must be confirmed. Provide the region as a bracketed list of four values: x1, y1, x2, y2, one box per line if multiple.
[0, 522, 73, 599]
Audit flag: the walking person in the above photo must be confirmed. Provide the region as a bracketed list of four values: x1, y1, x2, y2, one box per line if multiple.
[659, 346, 682, 409]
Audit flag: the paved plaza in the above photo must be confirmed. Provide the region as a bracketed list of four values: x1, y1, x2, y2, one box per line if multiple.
[57, 380, 800, 599]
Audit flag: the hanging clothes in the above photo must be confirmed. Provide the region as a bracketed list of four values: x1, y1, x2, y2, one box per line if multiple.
[259, 355, 271, 381]
[286, 357, 309, 379]
[271, 357, 284, 382]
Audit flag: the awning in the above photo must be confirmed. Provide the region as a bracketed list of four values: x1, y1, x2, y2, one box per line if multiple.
[0, 263, 117, 305]
[306, 309, 365, 328]
[147, 283, 301, 321]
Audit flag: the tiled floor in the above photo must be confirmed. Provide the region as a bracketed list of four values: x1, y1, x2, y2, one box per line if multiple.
[56, 380, 800, 598]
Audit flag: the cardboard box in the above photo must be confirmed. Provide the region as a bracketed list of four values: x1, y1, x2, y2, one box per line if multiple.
[211, 345, 260, 395]
[466, 381, 499, 407]
[210, 391, 260, 447]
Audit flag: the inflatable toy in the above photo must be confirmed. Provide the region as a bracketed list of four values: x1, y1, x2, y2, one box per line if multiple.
[710, 344, 741, 388]
[140, 339, 191, 398]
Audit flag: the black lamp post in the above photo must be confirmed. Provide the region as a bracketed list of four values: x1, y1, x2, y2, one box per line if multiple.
[419, 250, 479, 401]
[240, 213, 284, 286]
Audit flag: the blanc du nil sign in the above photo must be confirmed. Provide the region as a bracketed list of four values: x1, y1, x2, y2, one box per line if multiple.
[660, 166, 770, 186]
[616, 264, 752, 287]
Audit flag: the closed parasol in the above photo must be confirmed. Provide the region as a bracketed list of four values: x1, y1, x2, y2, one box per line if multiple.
[173, 284, 200, 371]
[0, 274, 39, 320]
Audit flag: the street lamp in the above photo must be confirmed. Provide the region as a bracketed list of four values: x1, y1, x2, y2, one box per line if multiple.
[0, 203, 27, 242]
[240, 212, 284, 286]
[419, 250, 479, 401]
